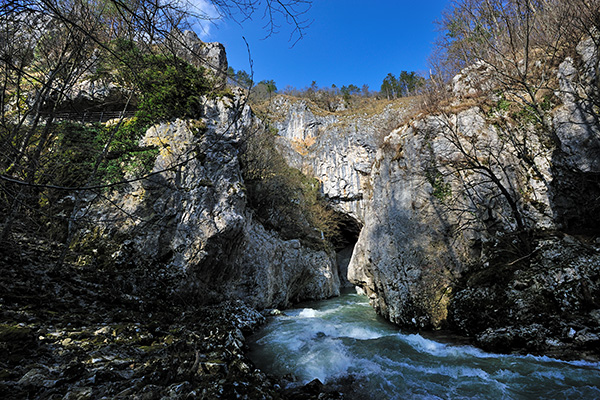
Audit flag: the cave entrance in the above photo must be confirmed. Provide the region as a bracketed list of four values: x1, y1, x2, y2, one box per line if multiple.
[332, 212, 362, 288]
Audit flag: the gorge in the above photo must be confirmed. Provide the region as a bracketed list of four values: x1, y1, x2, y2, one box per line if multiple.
[2, 1, 600, 398]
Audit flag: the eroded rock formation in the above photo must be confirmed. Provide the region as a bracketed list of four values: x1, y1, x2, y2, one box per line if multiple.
[270, 96, 413, 223]
[345, 38, 600, 357]
[73, 90, 340, 310]
[270, 38, 600, 358]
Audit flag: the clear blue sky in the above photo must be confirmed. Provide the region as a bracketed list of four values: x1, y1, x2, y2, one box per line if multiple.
[198, 1, 450, 91]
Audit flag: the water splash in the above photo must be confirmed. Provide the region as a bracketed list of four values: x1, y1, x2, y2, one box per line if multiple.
[248, 291, 600, 399]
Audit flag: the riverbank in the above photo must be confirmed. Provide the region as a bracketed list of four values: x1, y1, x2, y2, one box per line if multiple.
[0, 234, 342, 399]
[3, 233, 598, 400]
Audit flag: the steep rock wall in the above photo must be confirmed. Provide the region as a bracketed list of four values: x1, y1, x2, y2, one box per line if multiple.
[74, 92, 339, 309]
[270, 97, 412, 223]
[347, 39, 600, 356]
[348, 108, 554, 327]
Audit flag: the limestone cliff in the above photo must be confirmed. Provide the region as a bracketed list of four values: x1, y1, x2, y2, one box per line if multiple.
[345, 38, 600, 356]
[73, 91, 339, 309]
[269, 39, 600, 357]
[269, 97, 413, 223]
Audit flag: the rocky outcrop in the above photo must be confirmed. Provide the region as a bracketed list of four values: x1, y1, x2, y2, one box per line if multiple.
[270, 97, 413, 223]
[348, 109, 530, 328]
[235, 222, 340, 306]
[344, 38, 600, 357]
[173, 30, 228, 89]
[59, 30, 228, 112]
[451, 61, 495, 98]
[64, 79, 132, 112]
[551, 36, 600, 233]
[74, 90, 339, 309]
[451, 234, 600, 357]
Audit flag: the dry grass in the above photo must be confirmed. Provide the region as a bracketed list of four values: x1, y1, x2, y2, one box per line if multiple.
[290, 136, 317, 156]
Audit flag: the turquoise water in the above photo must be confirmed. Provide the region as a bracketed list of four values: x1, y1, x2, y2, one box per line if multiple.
[248, 290, 600, 399]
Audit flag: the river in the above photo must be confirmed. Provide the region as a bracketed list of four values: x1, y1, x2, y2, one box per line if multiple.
[248, 290, 600, 399]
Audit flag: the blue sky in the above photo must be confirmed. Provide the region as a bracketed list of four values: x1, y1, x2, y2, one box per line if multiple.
[196, 1, 450, 91]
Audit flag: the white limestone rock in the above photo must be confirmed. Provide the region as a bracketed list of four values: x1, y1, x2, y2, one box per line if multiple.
[75, 91, 339, 308]
[271, 97, 411, 223]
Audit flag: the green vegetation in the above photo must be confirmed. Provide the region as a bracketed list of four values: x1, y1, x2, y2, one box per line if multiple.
[250, 80, 278, 102]
[99, 39, 210, 124]
[241, 126, 341, 249]
[227, 67, 253, 88]
[23, 40, 209, 190]
[36, 123, 104, 189]
[425, 168, 452, 202]
[96, 120, 160, 185]
[239, 71, 422, 112]
[134, 55, 209, 124]
[89, 40, 211, 184]
[1, 35, 211, 245]
[380, 71, 425, 100]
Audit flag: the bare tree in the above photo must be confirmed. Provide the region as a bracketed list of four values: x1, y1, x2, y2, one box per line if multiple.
[436, 0, 598, 125]
[418, 114, 545, 271]
[428, 113, 527, 226]
[0, 0, 313, 244]
[210, 0, 312, 42]
[420, 0, 600, 252]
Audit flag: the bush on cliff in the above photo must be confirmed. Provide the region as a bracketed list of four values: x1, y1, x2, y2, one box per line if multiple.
[241, 126, 341, 249]
[1, 38, 211, 243]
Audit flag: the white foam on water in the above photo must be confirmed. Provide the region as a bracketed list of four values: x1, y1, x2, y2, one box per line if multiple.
[492, 368, 520, 380]
[294, 303, 366, 319]
[294, 337, 354, 383]
[447, 365, 491, 380]
[561, 386, 600, 398]
[250, 292, 600, 399]
[292, 306, 349, 320]
[402, 333, 445, 354]
[376, 354, 491, 382]
[530, 368, 567, 382]
[565, 359, 600, 368]
[336, 325, 386, 340]
[400, 333, 484, 359]
[516, 353, 600, 369]
[298, 308, 318, 318]
[280, 309, 391, 341]
[271, 332, 307, 352]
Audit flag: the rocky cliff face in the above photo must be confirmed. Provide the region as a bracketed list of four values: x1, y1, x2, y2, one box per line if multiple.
[66, 32, 600, 359]
[265, 39, 600, 357]
[349, 105, 555, 325]
[347, 105, 600, 354]
[343, 38, 600, 357]
[74, 91, 339, 310]
[270, 97, 413, 223]
[174, 30, 228, 89]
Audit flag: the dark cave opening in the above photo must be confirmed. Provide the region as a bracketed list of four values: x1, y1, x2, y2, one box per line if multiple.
[332, 211, 362, 288]
[551, 169, 600, 237]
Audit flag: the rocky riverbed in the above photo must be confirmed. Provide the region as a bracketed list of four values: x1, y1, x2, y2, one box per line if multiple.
[0, 235, 342, 399]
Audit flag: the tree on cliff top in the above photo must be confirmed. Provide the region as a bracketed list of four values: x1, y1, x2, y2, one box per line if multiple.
[421, 0, 600, 254]
[381, 71, 425, 100]
[433, 0, 599, 116]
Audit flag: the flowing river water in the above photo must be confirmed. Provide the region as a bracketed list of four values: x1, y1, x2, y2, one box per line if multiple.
[248, 290, 600, 399]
